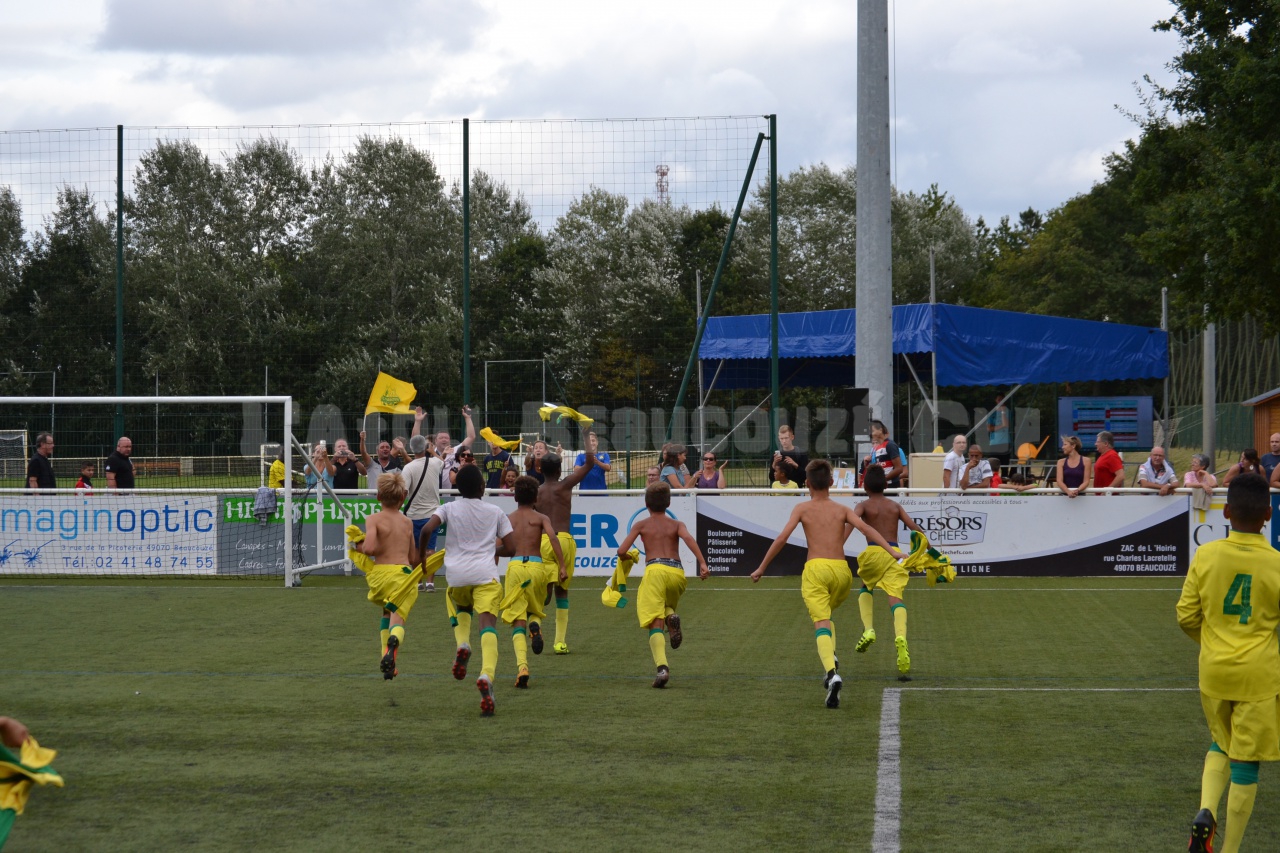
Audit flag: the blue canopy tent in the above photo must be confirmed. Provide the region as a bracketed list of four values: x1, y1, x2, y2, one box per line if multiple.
[698, 303, 1169, 389]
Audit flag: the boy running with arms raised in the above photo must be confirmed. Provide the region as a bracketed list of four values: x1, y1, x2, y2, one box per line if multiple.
[615, 482, 710, 688]
[346, 473, 420, 680]
[499, 475, 565, 688]
[852, 465, 927, 678]
[535, 422, 595, 654]
[418, 465, 514, 716]
[750, 460, 905, 708]
[1178, 473, 1280, 853]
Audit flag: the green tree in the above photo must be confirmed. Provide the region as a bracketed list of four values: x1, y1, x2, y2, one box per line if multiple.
[1130, 0, 1280, 328]
[891, 184, 982, 304]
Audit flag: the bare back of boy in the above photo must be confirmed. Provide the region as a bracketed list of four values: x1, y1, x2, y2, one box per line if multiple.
[508, 505, 554, 558]
[854, 494, 917, 549]
[797, 496, 859, 561]
[364, 508, 417, 567]
[634, 514, 682, 561]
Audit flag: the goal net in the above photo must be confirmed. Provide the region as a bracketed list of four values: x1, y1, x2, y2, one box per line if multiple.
[0, 396, 350, 584]
[0, 429, 27, 481]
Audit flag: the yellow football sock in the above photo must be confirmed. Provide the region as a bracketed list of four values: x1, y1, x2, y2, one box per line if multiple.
[454, 610, 473, 648]
[389, 624, 405, 645]
[830, 622, 837, 656]
[1201, 747, 1230, 813]
[512, 626, 529, 671]
[815, 627, 836, 673]
[480, 627, 498, 680]
[1222, 761, 1260, 853]
[648, 629, 668, 667]
[892, 603, 907, 639]
[379, 616, 390, 655]
[555, 597, 569, 645]
[858, 588, 875, 632]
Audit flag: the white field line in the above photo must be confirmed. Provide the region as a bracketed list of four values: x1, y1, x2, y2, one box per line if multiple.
[871, 685, 1198, 853]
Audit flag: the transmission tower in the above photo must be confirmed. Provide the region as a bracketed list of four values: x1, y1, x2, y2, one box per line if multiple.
[655, 164, 670, 204]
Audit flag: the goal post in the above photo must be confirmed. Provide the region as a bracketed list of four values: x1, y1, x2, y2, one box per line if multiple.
[0, 395, 299, 584]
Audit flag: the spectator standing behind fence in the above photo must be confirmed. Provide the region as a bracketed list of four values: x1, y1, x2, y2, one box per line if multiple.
[1222, 449, 1263, 487]
[1137, 446, 1178, 496]
[942, 434, 968, 489]
[412, 405, 476, 489]
[646, 466, 661, 486]
[305, 444, 334, 490]
[1185, 454, 1218, 511]
[769, 424, 809, 488]
[660, 446, 688, 488]
[1261, 433, 1280, 481]
[863, 420, 904, 489]
[26, 432, 55, 490]
[574, 430, 611, 491]
[74, 462, 94, 495]
[482, 444, 511, 489]
[359, 432, 405, 484]
[1093, 431, 1124, 489]
[401, 434, 445, 551]
[449, 448, 477, 486]
[986, 391, 1011, 457]
[525, 439, 548, 484]
[771, 458, 799, 490]
[1056, 436, 1091, 498]
[695, 450, 728, 489]
[104, 437, 134, 490]
[328, 438, 364, 490]
[958, 445, 993, 491]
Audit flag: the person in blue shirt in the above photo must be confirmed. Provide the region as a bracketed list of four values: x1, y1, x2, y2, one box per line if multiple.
[574, 430, 611, 490]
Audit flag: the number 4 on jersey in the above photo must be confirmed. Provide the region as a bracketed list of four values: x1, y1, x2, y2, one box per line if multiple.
[1223, 573, 1253, 625]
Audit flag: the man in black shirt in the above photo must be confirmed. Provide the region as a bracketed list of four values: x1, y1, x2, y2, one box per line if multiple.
[768, 423, 810, 487]
[26, 432, 55, 490]
[105, 436, 135, 489]
[329, 438, 365, 490]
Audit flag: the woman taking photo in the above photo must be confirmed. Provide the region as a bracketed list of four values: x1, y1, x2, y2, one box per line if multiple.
[694, 450, 727, 489]
[1055, 436, 1091, 498]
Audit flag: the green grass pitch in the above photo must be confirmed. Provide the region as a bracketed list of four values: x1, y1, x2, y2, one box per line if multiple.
[0, 575, 1269, 851]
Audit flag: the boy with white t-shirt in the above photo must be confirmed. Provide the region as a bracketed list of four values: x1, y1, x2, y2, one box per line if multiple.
[418, 464, 513, 716]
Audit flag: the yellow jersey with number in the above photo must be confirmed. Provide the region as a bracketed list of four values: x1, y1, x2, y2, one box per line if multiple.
[1176, 530, 1280, 701]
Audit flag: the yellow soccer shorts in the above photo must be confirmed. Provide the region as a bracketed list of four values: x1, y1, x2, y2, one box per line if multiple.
[361, 563, 423, 618]
[857, 546, 909, 599]
[636, 562, 688, 628]
[500, 557, 548, 625]
[1201, 693, 1280, 763]
[801, 558, 854, 623]
[541, 532, 578, 588]
[447, 579, 503, 617]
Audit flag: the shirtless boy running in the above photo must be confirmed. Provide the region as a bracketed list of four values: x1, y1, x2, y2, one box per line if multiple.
[498, 475, 565, 688]
[347, 473, 420, 680]
[616, 482, 710, 688]
[535, 422, 595, 654]
[750, 460, 904, 708]
[852, 465, 926, 679]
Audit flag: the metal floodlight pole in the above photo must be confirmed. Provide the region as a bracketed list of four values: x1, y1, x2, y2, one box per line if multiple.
[929, 247, 939, 449]
[1203, 305, 1216, 463]
[1161, 287, 1171, 449]
[769, 114, 780, 447]
[856, 0, 894, 435]
[696, 269, 706, 451]
[462, 118, 471, 406]
[115, 124, 125, 438]
[668, 131, 766, 440]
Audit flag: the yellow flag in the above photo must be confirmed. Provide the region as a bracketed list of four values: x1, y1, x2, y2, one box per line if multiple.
[479, 427, 521, 452]
[537, 404, 593, 426]
[365, 372, 417, 416]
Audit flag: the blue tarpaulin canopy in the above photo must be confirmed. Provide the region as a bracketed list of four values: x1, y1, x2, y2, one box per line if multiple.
[698, 303, 1169, 389]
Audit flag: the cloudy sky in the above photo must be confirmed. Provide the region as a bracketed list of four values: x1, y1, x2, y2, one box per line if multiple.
[1, 0, 1182, 225]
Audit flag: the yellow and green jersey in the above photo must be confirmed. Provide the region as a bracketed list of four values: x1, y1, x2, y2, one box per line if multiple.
[1177, 530, 1280, 701]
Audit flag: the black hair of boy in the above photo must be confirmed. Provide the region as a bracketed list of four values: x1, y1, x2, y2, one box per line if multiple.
[645, 481, 671, 512]
[863, 464, 887, 494]
[513, 475, 539, 506]
[806, 458, 833, 490]
[1227, 472, 1270, 526]
[541, 453, 562, 479]
[455, 464, 485, 499]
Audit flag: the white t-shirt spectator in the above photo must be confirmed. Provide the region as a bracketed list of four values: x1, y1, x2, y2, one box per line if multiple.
[963, 459, 993, 486]
[431, 499, 512, 586]
[401, 456, 444, 521]
[943, 450, 966, 488]
[1138, 459, 1177, 487]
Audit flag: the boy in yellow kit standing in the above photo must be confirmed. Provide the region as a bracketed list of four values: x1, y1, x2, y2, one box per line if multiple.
[1177, 473, 1280, 853]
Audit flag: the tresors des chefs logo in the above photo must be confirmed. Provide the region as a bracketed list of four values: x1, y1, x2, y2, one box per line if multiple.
[909, 506, 987, 545]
